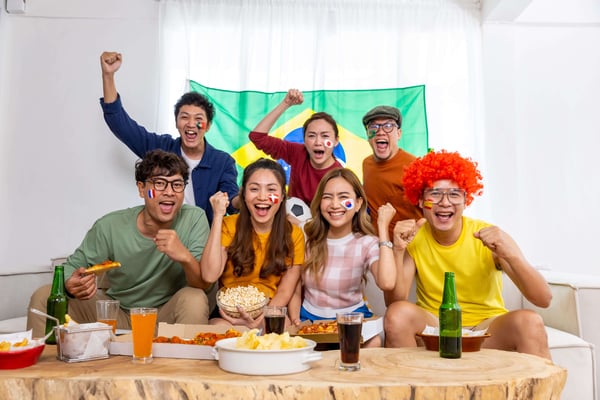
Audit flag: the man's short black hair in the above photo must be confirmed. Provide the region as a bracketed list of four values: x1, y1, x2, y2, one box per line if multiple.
[174, 92, 215, 123]
[135, 149, 189, 183]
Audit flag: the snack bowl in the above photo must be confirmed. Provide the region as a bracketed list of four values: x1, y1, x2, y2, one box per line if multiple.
[417, 332, 491, 352]
[55, 322, 112, 362]
[213, 337, 321, 375]
[216, 286, 269, 319]
[0, 341, 45, 369]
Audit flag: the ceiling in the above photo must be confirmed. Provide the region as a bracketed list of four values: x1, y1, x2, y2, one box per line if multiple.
[482, 0, 600, 23]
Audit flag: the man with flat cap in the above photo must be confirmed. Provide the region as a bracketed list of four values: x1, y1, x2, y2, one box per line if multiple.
[362, 105, 423, 239]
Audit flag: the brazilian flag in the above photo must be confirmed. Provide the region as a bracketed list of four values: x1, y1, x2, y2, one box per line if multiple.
[190, 80, 428, 184]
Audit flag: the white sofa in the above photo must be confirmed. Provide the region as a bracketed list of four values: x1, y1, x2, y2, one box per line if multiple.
[364, 271, 597, 400]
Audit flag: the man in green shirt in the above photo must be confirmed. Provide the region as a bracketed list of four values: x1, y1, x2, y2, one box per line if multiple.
[27, 150, 211, 336]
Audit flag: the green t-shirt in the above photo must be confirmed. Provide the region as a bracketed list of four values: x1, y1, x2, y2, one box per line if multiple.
[63, 205, 209, 309]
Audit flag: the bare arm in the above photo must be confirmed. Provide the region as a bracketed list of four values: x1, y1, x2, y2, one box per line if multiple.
[288, 280, 303, 327]
[383, 218, 425, 305]
[200, 192, 230, 283]
[100, 51, 122, 104]
[370, 203, 397, 291]
[474, 226, 552, 308]
[270, 265, 301, 308]
[253, 89, 303, 133]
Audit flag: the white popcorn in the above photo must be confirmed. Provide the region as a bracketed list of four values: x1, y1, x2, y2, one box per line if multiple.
[218, 285, 267, 309]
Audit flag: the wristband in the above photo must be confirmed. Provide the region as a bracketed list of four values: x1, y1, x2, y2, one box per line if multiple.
[379, 241, 393, 249]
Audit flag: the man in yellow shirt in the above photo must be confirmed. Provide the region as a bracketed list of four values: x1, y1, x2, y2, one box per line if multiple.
[385, 150, 552, 359]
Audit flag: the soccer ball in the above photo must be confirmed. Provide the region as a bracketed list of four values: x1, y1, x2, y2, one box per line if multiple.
[285, 197, 311, 223]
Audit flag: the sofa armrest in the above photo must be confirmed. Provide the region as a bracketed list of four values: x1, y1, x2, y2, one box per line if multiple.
[523, 270, 600, 338]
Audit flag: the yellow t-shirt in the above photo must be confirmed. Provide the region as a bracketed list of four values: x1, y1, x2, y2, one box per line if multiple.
[407, 216, 507, 326]
[219, 214, 305, 299]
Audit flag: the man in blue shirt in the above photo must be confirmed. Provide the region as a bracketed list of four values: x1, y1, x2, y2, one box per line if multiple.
[99, 51, 239, 224]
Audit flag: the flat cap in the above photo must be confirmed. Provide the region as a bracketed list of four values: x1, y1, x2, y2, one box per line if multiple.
[362, 105, 402, 127]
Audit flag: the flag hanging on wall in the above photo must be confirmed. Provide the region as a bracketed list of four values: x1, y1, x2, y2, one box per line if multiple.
[190, 80, 428, 184]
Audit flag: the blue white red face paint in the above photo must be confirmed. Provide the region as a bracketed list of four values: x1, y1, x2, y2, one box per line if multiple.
[267, 193, 280, 204]
[147, 189, 156, 199]
[341, 199, 354, 210]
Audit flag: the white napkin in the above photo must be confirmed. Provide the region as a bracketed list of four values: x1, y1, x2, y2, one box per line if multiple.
[422, 325, 487, 337]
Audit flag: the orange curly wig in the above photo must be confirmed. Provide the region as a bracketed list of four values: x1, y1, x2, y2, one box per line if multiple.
[402, 150, 483, 206]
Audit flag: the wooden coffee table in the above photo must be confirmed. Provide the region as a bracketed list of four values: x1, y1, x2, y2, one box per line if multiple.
[0, 345, 566, 399]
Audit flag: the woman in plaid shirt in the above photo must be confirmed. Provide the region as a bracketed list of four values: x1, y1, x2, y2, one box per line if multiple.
[288, 168, 401, 347]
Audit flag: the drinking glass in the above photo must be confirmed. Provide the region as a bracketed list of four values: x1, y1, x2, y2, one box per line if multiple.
[130, 307, 157, 364]
[96, 299, 120, 334]
[336, 312, 363, 371]
[263, 305, 287, 334]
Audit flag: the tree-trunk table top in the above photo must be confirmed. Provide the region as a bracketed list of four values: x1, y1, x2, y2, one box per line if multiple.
[0, 345, 566, 399]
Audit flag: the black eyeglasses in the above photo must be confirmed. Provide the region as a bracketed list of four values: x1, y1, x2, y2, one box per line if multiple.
[423, 188, 465, 205]
[146, 178, 187, 193]
[366, 122, 399, 138]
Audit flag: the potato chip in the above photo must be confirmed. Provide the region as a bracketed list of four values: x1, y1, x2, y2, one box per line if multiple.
[235, 329, 307, 350]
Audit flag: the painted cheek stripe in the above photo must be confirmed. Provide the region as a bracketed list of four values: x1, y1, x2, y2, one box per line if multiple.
[148, 189, 156, 199]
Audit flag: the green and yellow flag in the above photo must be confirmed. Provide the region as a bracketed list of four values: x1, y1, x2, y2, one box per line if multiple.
[190, 80, 428, 184]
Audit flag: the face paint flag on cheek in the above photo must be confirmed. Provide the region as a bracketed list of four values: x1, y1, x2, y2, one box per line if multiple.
[267, 193, 280, 204]
[148, 189, 156, 199]
[324, 139, 333, 148]
[366, 129, 377, 140]
[196, 121, 205, 130]
[341, 199, 354, 210]
[423, 200, 433, 209]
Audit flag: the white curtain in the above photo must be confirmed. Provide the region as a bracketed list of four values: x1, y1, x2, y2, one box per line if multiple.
[156, 0, 488, 215]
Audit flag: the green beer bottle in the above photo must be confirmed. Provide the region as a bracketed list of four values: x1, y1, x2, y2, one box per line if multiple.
[439, 271, 461, 358]
[45, 265, 68, 344]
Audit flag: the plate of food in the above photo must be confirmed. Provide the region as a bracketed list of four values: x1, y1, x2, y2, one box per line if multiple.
[0, 335, 45, 370]
[213, 329, 321, 375]
[290, 320, 339, 343]
[417, 326, 491, 352]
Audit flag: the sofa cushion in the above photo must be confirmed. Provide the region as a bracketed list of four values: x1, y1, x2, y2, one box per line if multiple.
[547, 326, 596, 400]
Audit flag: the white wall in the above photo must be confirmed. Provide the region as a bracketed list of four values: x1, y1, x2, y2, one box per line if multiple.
[482, 4, 600, 273]
[1, 0, 599, 276]
[0, 0, 160, 273]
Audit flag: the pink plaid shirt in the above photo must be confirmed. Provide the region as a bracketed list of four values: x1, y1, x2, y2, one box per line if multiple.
[302, 233, 379, 317]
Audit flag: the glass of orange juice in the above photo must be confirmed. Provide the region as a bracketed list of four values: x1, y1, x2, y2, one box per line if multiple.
[130, 307, 157, 364]
[96, 299, 120, 334]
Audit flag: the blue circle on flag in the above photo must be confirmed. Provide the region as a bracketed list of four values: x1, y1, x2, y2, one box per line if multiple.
[279, 128, 346, 184]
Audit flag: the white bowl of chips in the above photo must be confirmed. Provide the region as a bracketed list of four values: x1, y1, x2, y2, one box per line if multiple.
[216, 285, 269, 319]
[213, 330, 321, 375]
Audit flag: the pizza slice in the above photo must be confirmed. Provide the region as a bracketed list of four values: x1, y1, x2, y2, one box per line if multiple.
[85, 260, 121, 274]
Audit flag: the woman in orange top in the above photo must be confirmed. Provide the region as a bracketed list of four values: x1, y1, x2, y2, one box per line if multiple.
[201, 158, 305, 328]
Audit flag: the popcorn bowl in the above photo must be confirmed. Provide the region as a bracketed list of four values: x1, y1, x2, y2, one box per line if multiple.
[216, 286, 269, 319]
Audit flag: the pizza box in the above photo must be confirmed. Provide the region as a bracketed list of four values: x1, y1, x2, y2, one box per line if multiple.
[109, 323, 247, 360]
[289, 316, 383, 343]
